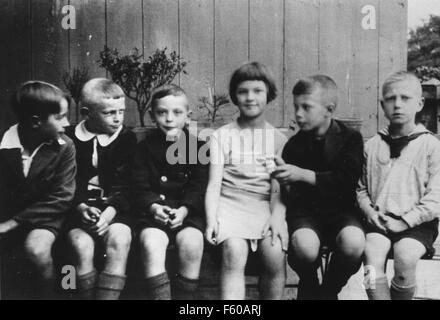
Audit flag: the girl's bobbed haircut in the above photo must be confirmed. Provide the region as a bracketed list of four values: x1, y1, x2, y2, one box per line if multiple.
[11, 80, 70, 123]
[229, 62, 277, 105]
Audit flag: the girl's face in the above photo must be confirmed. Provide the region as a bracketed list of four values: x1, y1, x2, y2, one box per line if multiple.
[151, 94, 189, 138]
[235, 80, 268, 119]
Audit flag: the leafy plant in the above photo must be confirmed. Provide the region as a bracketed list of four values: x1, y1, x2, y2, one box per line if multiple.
[197, 87, 232, 124]
[63, 66, 90, 121]
[414, 65, 440, 82]
[98, 46, 188, 126]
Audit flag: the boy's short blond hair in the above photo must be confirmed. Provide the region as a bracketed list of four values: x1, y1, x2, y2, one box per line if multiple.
[80, 78, 125, 110]
[382, 71, 422, 97]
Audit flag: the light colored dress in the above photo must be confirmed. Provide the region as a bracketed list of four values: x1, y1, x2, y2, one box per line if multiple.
[210, 120, 287, 250]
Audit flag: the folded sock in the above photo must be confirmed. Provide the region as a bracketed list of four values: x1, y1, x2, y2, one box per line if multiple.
[95, 272, 126, 300]
[77, 269, 97, 300]
[172, 274, 199, 300]
[390, 278, 416, 301]
[144, 272, 171, 300]
[366, 275, 391, 300]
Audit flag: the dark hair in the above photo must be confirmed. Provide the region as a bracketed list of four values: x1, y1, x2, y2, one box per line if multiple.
[150, 84, 187, 111]
[11, 81, 70, 124]
[229, 62, 277, 105]
[292, 75, 338, 107]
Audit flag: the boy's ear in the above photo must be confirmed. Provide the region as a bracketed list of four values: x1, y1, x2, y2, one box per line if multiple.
[80, 107, 90, 117]
[187, 109, 193, 118]
[326, 103, 336, 114]
[148, 110, 155, 123]
[417, 97, 425, 112]
[380, 99, 385, 111]
[30, 115, 42, 129]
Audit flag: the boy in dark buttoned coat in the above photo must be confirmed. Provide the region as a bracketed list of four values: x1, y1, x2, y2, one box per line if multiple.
[0, 81, 76, 299]
[131, 84, 208, 300]
[272, 75, 365, 300]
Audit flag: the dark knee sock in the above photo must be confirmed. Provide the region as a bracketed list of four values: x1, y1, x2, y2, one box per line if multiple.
[32, 275, 57, 300]
[366, 275, 391, 300]
[95, 272, 126, 300]
[390, 278, 416, 300]
[172, 274, 199, 300]
[76, 269, 97, 300]
[143, 272, 171, 300]
[321, 253, 362, 299]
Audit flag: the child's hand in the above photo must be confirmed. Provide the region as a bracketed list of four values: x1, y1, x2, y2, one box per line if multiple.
[0, 219, 19, 235]
[271, 164, 305, 185]
[382, 216, 409, 234]
[150, 204, 172, 226]
[262, 215, 289, 251]
[366, 205, 388, 232]
[205, 219, 219, 245]
[168, 207, 189, 230]
[89, 216, 110, 237]
[79, 205, 101, 225]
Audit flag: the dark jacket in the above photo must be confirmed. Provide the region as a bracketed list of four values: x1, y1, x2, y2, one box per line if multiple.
[282, 119, 364, 220]
[131, 128, 208, 231]
[0, 132, 76, 235]
[65, 125, 137, 224]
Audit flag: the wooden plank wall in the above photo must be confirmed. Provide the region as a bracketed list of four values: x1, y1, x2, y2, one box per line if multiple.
[0, 0, 408, 138]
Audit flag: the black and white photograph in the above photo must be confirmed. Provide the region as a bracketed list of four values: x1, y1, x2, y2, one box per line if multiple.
[0, 0, 440, 303]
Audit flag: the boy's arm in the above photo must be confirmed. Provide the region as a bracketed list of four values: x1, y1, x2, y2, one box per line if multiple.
[106, 131, 137, 217]
[313, 131, 364, 203]
[13, 141, 77, 226]
[131, 141, 164, 216]
[401, 141, 440, 228]
[181, 140, 209, 217]
[356, 148, 375, 218]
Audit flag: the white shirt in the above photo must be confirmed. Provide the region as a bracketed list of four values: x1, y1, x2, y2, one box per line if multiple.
[0, 124, 65, 178]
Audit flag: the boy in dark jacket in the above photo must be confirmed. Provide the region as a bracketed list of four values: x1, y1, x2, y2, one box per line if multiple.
[0, 81, 76, 299]
[273, 75, 365, 300]
[65, 78, 136, 300]
[131, 84, 208, 300]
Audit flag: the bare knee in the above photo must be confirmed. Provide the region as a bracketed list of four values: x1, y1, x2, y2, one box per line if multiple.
[67, 229, 95, 259]
[24, 230, 55, 266]
[393, 240, 425, 283]
[335, 226, 365, 258]
[176, 228, 204, 263]
[140, 228, 169, 256]
[222, 239, 248, 271]
[105, 224, 132, 253]
[289, 229, 321, 265]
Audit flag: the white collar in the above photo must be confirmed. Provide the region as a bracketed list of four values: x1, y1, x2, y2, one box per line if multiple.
[75, 120, 123, 147]
[379, 123, 430, 137]
[0, 124, 65, 151]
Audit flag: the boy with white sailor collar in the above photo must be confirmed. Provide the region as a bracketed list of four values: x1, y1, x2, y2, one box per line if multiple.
[65, 78, 136, 300]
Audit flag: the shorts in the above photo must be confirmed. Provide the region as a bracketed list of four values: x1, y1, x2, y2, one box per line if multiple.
[364, 218, 439, 259]
[287, 209, 364, 248]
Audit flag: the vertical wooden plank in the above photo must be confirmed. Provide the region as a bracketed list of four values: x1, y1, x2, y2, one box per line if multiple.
[107, 0, 143, 127]
[0, 0, 31, 133]
[31, 0, 69, 89]
[352, 0, 379, 138]
[215, 0, 248, 112]
[69, 0, 106, 124]
[284, 0, 320, 127]
[319, 0, 355, 120]
[250, 0, 284, 127]
[180, 0, 214, 122]
[144, 0, 179, 54]
[378, 0, 408, 130]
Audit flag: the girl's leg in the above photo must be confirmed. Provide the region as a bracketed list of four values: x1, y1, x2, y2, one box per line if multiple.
[139, 227, 171, 300]
[24, 229, 57, 299]
[258, 236, 286, 300]
[221, 238, 249, 300]
[288, 228, 321, 300]
[321, 226, 365, 299]
[67, 228, 96, 299]
[173, 227, 204, 300]
[96, 223, 132, 300]
[391, 238, 426, 300]
[363, 232, 392, 300]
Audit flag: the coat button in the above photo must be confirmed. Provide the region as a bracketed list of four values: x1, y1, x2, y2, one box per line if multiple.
[161, 176, 168, 182]
[159, 194, 166, 200]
